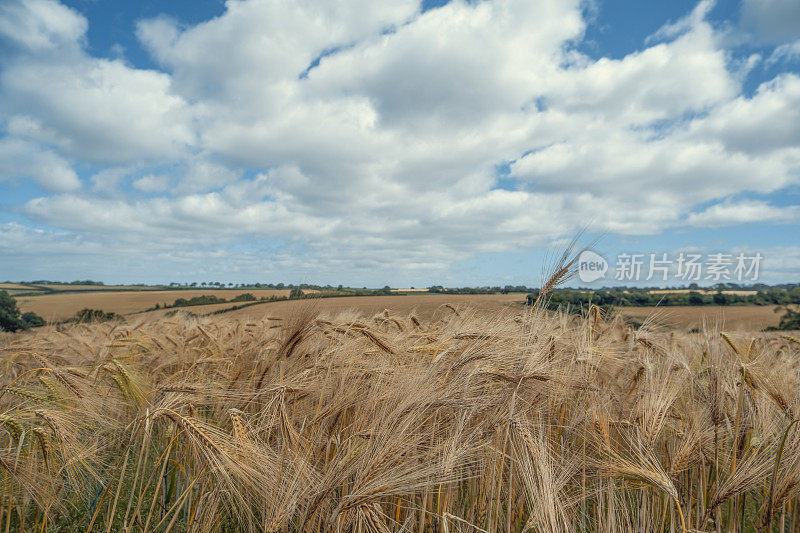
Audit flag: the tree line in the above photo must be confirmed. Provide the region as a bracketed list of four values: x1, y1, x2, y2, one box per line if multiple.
[527, 286, 800, 308]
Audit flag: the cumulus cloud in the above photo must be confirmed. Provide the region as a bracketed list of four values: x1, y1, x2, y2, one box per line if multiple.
[0, 0, 194, 164]
[1, 60, 194, 162]
[686, 74, 800, 155]
[0, 137, 80, 191]
[0, 0, 799, 282]
[686, 200, 800, 227]
[133, 174, 169, 193]
[136, 0, 420, 100]
[0, 0, 86, 53]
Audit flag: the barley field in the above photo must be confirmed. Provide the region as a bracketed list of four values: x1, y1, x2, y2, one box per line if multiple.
[1, 303, 799, 531]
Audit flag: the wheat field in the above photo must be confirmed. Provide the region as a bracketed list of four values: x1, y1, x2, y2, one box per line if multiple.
[1, 303, 799, 532]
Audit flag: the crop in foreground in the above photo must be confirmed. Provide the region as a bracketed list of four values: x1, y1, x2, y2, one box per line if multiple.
[0, 305, 799, 531]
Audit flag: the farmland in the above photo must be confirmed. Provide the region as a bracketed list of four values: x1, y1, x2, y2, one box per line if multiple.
[222, 293, 527, 321]
[15, 289, 291, 322]
[617, 305, 793, 331]
[7, 286, 791, 331]
[225, 297, 791, 331]
[1, 303, 799, 531]
[0, 282, 168, 297]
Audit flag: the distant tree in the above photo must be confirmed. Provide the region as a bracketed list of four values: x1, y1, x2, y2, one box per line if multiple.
[713, 292, 729, 305]
[172, 295, 225, 307]
[70, 308, 119, 323]
[0, 291, 44, 331]
[0, 291, 28, 331]
[20, 312, 44, 327]
[688, 291, 704, 306]
[769, 307, 800, 331]
[289, 288, 304, 300]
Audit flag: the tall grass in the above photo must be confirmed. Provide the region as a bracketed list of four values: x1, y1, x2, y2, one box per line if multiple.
[0, 303, 799, 531]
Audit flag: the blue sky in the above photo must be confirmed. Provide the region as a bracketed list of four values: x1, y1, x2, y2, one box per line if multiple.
[0, 0, 799, 287]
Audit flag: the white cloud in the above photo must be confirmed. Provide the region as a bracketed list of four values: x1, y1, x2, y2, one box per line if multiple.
[0, 0, 194, 164]
[0, 0, 86, 53]
[768, 40, 800, 64]
[89, 167, 136, 197]
[647, 0, 715, 44]
[1, 59, 195, 162]
[686, 200, 800, 227]
[305, 1, 585, 128]
[686, 74, 800, 155]
[546, 18, 736, 125]
[133, 174, 169, 193]
[0, 0, 799, 282]
[0, 137, 80, 192]
[136, 0, 420, 101]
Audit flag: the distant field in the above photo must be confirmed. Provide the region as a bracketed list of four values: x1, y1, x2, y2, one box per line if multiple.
[142, 301, 264, 319]
[649, 289, 758, 296]
[617, 305, 791, 331]
[222, 293, 542, 321]
[16, 289, 291, 321]
[0, 282, 169, 297]
[222, 297, 789, 331]
[1, 282, 157, 292]
[10, 286, 792, 331]
[0, 284, 37, 296]
[0, 283, 34, 289]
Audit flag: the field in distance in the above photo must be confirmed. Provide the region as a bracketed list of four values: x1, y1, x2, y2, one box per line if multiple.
[222, 293, 526, 322]
[183, 295, 788, 331]
[11, 287, 793, 330]
[617, 305, 792, 331]
[0, 282, 170, 296]
[16, 289, 292, 322]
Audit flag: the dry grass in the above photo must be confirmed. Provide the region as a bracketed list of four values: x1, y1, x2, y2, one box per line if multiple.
[0, 304, 799, 531]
